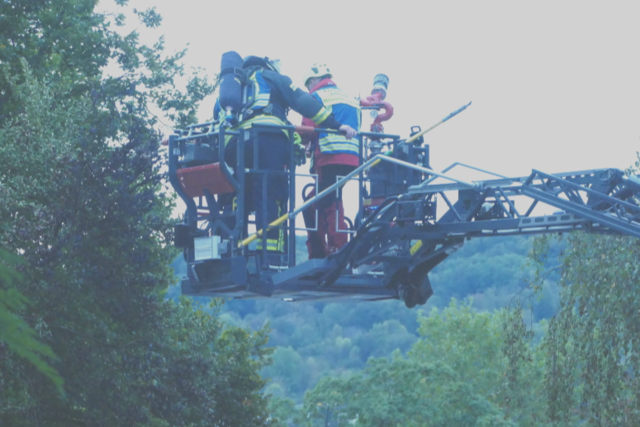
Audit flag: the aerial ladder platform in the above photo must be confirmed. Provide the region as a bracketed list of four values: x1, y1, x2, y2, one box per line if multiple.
[167, 94, 640, 308]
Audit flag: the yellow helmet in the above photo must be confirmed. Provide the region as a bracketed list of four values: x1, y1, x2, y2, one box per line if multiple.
[303, 63, 332, 87]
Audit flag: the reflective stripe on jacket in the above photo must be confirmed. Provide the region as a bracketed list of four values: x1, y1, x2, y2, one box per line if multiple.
[246, 69, 271, 111]
[312, 84, 361, 156]
[224, 114, 288, 146]
[220, 70, 344, 146]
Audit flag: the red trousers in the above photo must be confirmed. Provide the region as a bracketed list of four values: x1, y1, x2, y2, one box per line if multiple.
[302, 164, 355, 258]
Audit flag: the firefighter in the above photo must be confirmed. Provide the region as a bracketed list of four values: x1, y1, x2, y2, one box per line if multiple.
[221, 55, 356, 264]
[300, 63, 361, 258]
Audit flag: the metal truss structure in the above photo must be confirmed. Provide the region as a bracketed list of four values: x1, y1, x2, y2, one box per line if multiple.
[168, 121, 640, 308]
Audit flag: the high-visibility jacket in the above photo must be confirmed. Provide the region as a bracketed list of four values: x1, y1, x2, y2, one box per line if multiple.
[311, 81, 361, 156]
[214, 69, 344, 254]
[302, 79, 361, 172]
[219, 69, 343, 146]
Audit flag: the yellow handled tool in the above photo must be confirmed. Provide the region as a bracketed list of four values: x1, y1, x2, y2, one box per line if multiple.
[239, 102, 473, 248]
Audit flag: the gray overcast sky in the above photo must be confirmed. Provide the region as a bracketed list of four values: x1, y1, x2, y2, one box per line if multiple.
[109, 0, 639, 180]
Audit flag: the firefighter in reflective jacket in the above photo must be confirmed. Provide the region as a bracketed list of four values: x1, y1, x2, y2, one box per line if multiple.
[300, 63, 361, 258]
[220, 55, 356, 260]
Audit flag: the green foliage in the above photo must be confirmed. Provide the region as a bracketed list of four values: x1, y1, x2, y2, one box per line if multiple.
[0, 248, 62, 389]
[543, 233, 640, 425]
[155, 299, 273, 426]
[0, 248, 20, 284]
[0, 1, 272, 425]
[264, 346, 308, 396]
[268, 395, 305, 427]
[0, 0, 214, 130]
[242, 297, 419, 400]
[501, 301, 546, 426]
[264, 176, 640, 424]
[270, 301, 522, 426]
[410, 300, 505, 400]
[502, 177, 640, 427]
[201, 235, 564, 405]
[429, 235, 562, 318]
[341, 355, 506, 427]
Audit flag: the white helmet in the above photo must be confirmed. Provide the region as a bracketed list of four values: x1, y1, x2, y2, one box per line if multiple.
[303, 63, 332, 87]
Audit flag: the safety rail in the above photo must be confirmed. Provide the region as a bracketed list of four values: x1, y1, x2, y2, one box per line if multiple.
[239, 153, 479, 247]
[417, 161, 510, 188]
[169, 120, 404, 268]
[170, 102, 475, 278]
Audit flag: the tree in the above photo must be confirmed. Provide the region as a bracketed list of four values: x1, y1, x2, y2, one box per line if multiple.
[530, 233, 640, 426]
[291, 302, 525, 426]
[409, 299, 506, 399]
[0, 1, 274, 425]
[502, 171, 640, 427]
[0, 0, 212, 130]
[300, 353, 511, 427]
[268, 395, 306, 427]
[0, 248, 62, 388]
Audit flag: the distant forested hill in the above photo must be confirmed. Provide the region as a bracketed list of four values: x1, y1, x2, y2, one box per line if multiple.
[170, 234, 563, 402]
